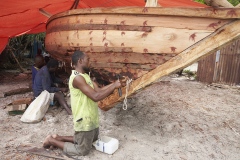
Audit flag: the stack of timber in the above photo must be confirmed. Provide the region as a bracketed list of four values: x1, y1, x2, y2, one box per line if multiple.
[45, 7, 240, 110]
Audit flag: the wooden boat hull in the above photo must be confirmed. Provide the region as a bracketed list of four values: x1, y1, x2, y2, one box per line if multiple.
[45, 7, 240, 110]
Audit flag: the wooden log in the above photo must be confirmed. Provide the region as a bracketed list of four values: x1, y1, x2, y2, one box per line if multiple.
[12, 97, 33, 105]
[98, 19, 240, 111]
[3, 88, 32, 97]
[47, 7, 240, 21]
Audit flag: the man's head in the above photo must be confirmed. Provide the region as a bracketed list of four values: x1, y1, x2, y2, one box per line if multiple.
[34, 55, 45, 69]
[72, 50, 90, 73]
[47, 59, 59, 73]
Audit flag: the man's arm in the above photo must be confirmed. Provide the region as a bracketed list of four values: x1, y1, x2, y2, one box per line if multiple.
[92, 81, 115, 92]
[73, 75, 121, 102]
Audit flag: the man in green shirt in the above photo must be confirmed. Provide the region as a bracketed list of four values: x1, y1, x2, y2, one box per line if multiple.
[42, 50, 125, 156]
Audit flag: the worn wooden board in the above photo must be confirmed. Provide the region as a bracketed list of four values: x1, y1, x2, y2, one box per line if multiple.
[6, 104, 27, 112]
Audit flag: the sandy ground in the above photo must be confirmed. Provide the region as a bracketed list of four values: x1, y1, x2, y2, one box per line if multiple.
[0, 71, 239, 160]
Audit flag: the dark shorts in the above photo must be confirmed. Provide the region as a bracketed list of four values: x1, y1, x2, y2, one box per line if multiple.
[63, 128, 99, 156]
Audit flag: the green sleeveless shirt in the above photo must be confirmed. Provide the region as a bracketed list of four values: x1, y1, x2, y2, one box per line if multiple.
[69, 70, 99, 131]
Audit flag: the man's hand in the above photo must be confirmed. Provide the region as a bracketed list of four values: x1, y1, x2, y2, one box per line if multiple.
[114, 76, 128, 89]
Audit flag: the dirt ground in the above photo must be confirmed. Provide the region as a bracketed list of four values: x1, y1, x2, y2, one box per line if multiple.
[0, 70, 239, 160]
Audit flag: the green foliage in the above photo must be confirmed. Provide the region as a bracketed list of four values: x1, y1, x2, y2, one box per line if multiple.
[194, 0, 206, 4]
[183, 70, 197, 80]
[6, 32, 45, 63]
[195, 0, 240, 6]
[228, 0, 240, 6]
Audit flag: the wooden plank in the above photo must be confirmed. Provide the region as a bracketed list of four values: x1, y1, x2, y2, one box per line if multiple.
[49, 51, 174, 64]
[47, 15, 230, 32]
[90, 62, 157, 70]
[47, 7, 240, 22]
[98, 19, 240, 110]
[91, 68, 148, 83]
[45, 27, 212, 54]
[47, 23, 152, 34]
[88, 52, 173, 64]
[6, 104, 27, 112]
[47, 45, 134, 53]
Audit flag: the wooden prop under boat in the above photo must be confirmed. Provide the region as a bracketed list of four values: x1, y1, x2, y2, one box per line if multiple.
[45, 7, 240, 110]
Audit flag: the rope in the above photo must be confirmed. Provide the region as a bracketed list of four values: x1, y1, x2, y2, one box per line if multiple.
[122, 78, 132, 110]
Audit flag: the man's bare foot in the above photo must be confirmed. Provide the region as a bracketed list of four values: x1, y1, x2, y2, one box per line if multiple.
[43, 135, 52, 148]
[52, 134, 62, 141]
[48, 134, 60, 149]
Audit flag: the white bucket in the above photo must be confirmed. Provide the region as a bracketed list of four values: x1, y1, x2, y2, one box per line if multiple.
[93, 136, 119, 154]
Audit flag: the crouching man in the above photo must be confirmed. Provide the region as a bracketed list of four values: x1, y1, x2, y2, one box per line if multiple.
[43, 50, 126, 156]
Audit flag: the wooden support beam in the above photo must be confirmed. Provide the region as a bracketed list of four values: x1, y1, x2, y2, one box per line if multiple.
[39, 8, 52, 18]
[8, 47, 24, 72]
[98, 19, 240, 111]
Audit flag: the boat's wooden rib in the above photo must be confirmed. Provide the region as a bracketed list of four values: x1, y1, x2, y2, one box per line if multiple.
[98, 19, 240, 110]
